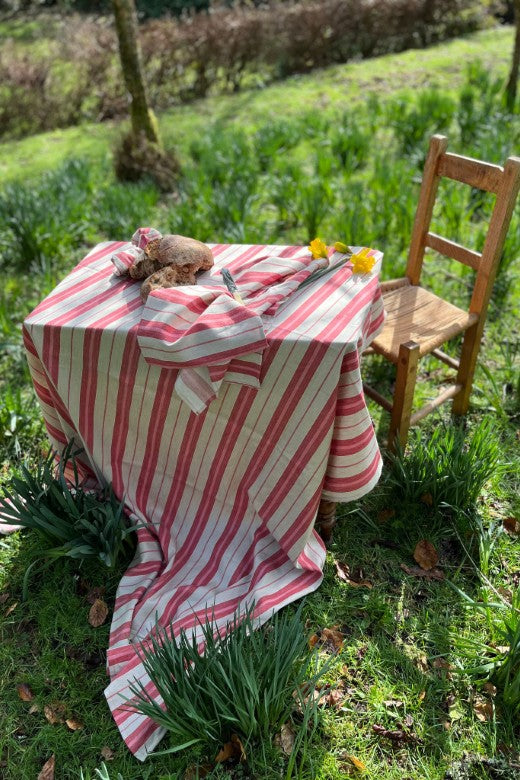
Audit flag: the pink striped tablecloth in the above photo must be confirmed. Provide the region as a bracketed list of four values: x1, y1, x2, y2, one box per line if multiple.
[23, 241, 385, 760]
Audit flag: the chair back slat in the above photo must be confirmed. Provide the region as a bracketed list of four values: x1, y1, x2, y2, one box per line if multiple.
[438, 153, 503, 193]
[425, 232, 481, 270]
[406, 135, 520, 318]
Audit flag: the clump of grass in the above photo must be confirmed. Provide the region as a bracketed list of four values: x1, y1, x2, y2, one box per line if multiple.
[0, 442, 135, 587]
[452, 529, 520, 718]
[129, 602, 328, 755]
[80, 764, 124, 780]
[386, 419, 500, 512]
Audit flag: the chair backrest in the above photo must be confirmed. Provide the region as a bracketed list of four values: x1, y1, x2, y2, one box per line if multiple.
[406, 134, 520, 317]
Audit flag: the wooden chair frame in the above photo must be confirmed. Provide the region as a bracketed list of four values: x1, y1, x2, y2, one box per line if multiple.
[315, 134, 520, 542]
[362, 134, 520, 452]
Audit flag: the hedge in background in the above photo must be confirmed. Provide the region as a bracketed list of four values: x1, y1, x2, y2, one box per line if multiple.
[0, 0, 494, 139]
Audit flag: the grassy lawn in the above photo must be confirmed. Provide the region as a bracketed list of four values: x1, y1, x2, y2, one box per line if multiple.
[1, 25, 520, 780]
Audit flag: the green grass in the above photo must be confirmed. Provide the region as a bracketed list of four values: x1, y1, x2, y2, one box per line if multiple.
[0, 25, 520, 780]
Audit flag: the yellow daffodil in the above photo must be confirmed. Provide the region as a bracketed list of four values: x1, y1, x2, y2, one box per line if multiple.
[308, 237, 329, 259]
[333, 241, 349, 254]
[350, 247, 376, 274]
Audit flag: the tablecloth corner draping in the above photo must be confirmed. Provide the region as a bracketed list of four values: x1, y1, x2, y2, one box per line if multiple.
[23, 241, 385, 760]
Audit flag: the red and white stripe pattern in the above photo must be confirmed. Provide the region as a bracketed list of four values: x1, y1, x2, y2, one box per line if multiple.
[137, 248, 331, 412]
[23, 242, 385, 760]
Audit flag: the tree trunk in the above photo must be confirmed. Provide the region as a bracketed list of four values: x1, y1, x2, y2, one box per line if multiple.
[506, 0, 520, 111]
[112, 0, 160, 145]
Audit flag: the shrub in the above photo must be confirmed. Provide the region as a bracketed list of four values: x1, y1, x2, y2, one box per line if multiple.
[0, 1, 494, 140]
[386, 419, 501, 512]
[0, 442, 135, 580]
[129, 602, 328, 753]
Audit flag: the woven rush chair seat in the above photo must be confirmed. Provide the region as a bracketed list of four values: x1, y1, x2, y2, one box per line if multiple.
[373, 282, 478, 363]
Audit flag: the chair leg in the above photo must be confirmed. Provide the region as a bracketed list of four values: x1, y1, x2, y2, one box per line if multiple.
[452, 321, 482, 416]
[316, 499, 336, 544]
[388, 341, 420, 453]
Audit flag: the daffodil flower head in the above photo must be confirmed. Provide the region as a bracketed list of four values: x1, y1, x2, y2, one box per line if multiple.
[350, 247, 376, 274]
[308, 238, 329, 259]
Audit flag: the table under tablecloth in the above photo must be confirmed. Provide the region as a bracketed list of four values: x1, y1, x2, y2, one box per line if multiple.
[23, 241, 384, 759]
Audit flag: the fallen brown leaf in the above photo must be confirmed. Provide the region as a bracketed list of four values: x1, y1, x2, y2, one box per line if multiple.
[320, 626, 345, 652]
[413, 539, 439, 570]
[29, 703, 40, 715]
[184, 765, 211, 780]
[65, 717, 84, 731]
[400, 563, 444, 581]
[5, 601, 18, 616]
[372, 724, 420, 744]
[100, 747, 114, 761]
[215, 734, 246, 764]
[37, 755, 55, 780]
[433, 658, 453, 676]
[483, 682, 497, 697]
[377, 508, 396, 524]
[85, 586, 106, 605]
[321, 688, 345, 710]
[334, 560, 372, 588]
[346, 754, 367, 772]
[503, 517, 520, 535]
[498, 587, 513, 602]
[420, 492, 433, 506]
[383, 699, 403, 708]
[279, 723, 295, 756]
[0, 592, 9, 604]
[44, 702, 66, 725]
[17, 683, 34, 701]
[308, 633, 320, 649]
[88, 599, 109, 628]
[473, 694, 494, 722]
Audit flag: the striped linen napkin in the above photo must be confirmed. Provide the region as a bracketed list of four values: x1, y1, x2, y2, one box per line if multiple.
[137, 250, 330, 412]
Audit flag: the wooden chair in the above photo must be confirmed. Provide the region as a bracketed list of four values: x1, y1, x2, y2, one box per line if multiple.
[363, 134, 520, 452]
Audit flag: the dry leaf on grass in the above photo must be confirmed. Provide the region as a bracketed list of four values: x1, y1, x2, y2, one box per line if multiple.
[433, 658, 453, 677]
[383, 699, 403, 708]
[0, 592, 9, 604]
[37, 755, 55, 780]
[100, 747, 114, 761]
[503, 517, 520, 535]
[184, 765, 211, 779]
[85, 586, 106, 605]
[377, 508, 396, 523]
[278, 723, 295, 756]
[65, 717, 84, 731]
[320, 627, 345, 652]
[17, 683, 34, 701]
[483, 682, 497, 697]
[418, 690, 426, 702]
[346, 754, 367, 772]
[44, 702, 66, 725]
[400, 564, 444, 581]
[215, 734, 246, 764]
[320, 687, 345, 710]
[309, 627, 345, 652]
[5, 601, 18, 616]
[473, 694, 494, 722]
[420, 492, 433, 506]
[29, 703, 40, 715]
[372, 724, 420, 744]
[334, 559, 373, 588]
[88, 599, 109, 627]
[413, 540, 439, 570]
